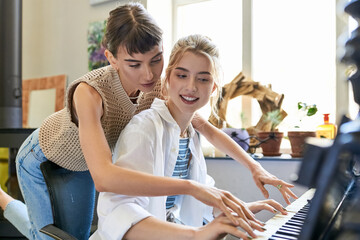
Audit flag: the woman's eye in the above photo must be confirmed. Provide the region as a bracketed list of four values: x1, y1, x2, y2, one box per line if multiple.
[151, 57, 162, 64]
[198, 78, 209, 82]
[177, 74, 187, 79]
[129, 64, 140, 68]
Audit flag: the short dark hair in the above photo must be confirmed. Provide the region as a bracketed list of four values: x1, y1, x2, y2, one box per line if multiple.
[102, 2, 163, 57]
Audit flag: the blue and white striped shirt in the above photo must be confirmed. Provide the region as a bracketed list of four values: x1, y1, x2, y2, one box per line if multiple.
[166, 137, 191, 209]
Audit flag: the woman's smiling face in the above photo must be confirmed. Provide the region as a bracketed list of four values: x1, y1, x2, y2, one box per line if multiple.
[166, 51, 215, 117]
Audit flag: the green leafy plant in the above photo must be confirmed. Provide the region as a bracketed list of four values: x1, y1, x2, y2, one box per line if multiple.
[298, 102, 317, 116]
[265, 109, 282, 131]
[295, 102, 318, 128]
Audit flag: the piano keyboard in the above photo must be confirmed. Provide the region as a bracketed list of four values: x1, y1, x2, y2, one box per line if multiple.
[253, 188, 316, 240]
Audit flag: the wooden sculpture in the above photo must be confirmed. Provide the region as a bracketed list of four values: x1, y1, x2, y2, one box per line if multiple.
[209, 72, 287, 148]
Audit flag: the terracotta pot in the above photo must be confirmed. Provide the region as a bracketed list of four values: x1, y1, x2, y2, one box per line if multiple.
[288, 131, 316, 157]
[256, 131, 284, 156]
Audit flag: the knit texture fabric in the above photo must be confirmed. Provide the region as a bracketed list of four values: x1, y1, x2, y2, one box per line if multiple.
[39, 65, 161, 171]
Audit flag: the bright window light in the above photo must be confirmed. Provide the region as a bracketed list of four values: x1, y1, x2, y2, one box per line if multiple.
[175, 0, 243, 126]
[252, 0, 336, 131]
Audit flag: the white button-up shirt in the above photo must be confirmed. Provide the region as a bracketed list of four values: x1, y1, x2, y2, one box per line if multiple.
[91, 98, 212, 240]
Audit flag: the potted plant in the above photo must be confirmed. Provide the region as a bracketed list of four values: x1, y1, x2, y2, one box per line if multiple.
[288, 102, 318, 157]
[256, 109, 285, 156]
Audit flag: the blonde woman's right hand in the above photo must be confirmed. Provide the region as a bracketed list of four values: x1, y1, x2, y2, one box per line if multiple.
[194, 213, 265, 240]
[188, 180, 262, 228]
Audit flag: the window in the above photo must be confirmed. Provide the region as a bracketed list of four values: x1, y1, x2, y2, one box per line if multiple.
[252, 0, 336, 131]
[173, 0, 243, 126]
[171, 0, 352, 133]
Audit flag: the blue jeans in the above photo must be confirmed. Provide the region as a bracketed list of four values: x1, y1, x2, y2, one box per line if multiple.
[4, 128, 54, 240]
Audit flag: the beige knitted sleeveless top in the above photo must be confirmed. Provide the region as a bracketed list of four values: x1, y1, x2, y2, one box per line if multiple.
[38, 65, 161, 171]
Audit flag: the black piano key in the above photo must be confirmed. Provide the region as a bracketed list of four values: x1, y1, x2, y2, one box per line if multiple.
[293, 212, 306, 217]
[279, 225, 301, 231]
[282, 224, 302, 231]
[292, 216, 306, 221]
[294, 214, 307, 219]
[294, 212, 307, 217]
[272, 233, 299, 240]
[280, 223, 302, 231]
[276, 228, 300, 237]
[298, 208, 308, 212]
[288, 219, 304, 224]
[293, 215, 306, 220]
[291, 216, 305, 222]
[285, 220, 304, 228]
[300, 206, 309, 211]
[269, 236, 294, 240]
[300, 205, 310, 210]
[269, 237, 292, 240]
[286, 222, 303, 227]
[280, 226, 301, 233]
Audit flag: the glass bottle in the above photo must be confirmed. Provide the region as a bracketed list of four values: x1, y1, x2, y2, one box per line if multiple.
[316, 113, 337, 139]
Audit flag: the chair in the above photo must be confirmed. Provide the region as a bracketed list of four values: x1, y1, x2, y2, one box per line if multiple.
[39, 160, 96, 240]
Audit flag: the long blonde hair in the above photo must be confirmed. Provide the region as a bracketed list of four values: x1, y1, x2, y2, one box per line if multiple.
[163, 34, 222, 115]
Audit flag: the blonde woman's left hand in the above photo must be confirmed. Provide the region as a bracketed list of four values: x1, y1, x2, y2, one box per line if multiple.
[246, 199, 288, 215]
[251, 165, 298, 204]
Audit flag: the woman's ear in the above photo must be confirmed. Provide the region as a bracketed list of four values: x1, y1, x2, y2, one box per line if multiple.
[161, 76, 169, 99]
[104, 49, 118, 71]
[211, 83, 217, 94]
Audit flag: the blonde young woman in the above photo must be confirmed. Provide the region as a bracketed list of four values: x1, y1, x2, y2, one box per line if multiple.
[0, 3, 294, 240]
[92, 34, 288, 240]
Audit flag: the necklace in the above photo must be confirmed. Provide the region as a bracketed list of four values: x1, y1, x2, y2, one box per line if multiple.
[180, 127, 190, 138]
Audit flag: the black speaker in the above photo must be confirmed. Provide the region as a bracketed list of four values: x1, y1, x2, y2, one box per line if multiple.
[0, 0, 22, 128]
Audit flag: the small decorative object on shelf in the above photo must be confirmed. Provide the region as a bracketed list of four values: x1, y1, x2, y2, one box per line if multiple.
[222, 128, 250, 151]
[316, 113, 337, 139]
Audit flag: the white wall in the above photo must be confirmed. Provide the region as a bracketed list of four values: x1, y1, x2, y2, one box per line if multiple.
[206, 158, 308, 222]
[22, 0, 146, 83]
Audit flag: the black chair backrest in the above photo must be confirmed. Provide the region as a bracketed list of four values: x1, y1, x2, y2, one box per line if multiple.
[40, 161, 96, 240]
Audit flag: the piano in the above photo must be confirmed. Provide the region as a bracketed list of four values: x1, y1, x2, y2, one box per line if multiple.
[246, 118, 360, 240]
